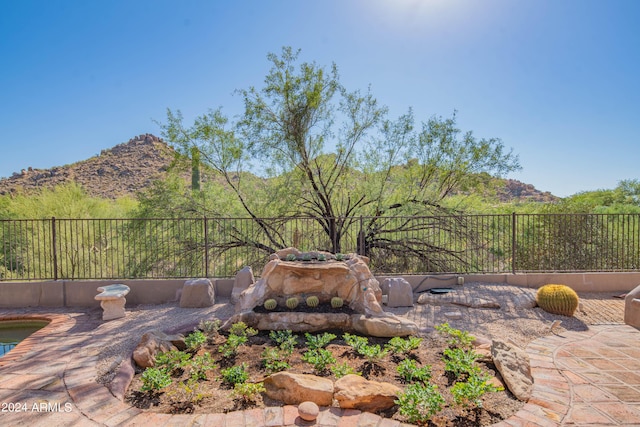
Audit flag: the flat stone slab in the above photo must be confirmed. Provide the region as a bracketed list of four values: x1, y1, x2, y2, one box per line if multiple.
[95, 284, 130, 300]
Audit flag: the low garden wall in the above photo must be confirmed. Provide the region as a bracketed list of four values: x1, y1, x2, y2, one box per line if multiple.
[0, 272, 637, 308]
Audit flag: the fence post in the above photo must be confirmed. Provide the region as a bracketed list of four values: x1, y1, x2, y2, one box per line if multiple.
[358, 216, 364, 256]
[204, 216, 209, 277]
[51, 216, 58, 281]
[511, 212, 516, 274]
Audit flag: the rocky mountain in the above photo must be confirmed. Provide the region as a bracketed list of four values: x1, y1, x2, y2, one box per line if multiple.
[0, 134, 176, 199]
[0, 134, 558, 203]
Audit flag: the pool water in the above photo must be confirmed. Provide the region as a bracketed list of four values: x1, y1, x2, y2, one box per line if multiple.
[0, 320, 48, 357]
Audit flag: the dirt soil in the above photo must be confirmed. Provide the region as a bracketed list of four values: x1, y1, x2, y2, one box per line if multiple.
[126, 328, 523, 427]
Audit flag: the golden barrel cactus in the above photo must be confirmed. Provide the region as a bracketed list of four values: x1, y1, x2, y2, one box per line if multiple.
[264, 299, 277, 310]
[286, 297, 299, 310]
[306, 296, 319, 308]
[536, 284, 579, 316]
[331, 297, 344, 308]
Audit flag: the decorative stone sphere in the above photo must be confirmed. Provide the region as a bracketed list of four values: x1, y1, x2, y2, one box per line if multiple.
[298, 401, 319, 421]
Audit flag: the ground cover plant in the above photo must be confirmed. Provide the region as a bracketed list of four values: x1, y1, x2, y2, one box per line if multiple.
[126, 324, 522, 426]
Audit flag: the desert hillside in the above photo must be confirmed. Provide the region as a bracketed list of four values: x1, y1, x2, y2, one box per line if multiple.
[0, 134, 558, 203]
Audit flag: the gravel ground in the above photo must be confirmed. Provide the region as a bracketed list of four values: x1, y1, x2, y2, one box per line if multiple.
[2, 281, 625, 387]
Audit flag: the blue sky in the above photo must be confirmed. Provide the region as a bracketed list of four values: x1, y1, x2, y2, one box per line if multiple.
[1, 0, 638, 198]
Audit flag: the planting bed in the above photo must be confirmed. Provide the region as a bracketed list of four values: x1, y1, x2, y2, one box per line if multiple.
[126, 324, 523, 426]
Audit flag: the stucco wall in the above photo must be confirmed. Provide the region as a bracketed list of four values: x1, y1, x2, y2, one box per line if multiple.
[0, 273, 637, 308]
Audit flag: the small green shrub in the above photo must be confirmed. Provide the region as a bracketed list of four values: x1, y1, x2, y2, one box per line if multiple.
[335, 253, 345, 261]
[395, 383, 445, 424]
[261, 347, 291, 373]
[285, 253, 297, 261]
[435, 323, 474, 350]
[317, 253, 327, 261]
[385, 336, 423, 356]
[302, 348, 336, 375]
[358, 343, 389, 364]
[140, 367, 172, 392]
[286, 297, 299, 309]
[219, 334, 248, 358]
[198, 319, 221, 340]
[233, 382, 266, 404]
[343, 333, 369, 353]
[269, 330, 298, 354]
[397, 359, 432, 384]
[301, 253, 312, 261]
[331, 362, 360, 378]
[189, 353, 216, 381]
[221, 363, 249, 386]
[451, 372, 502, 409]
[155, 350, 190, 376]
[306, 295, 319, 308]
[168, 378, 205, 406]
[304, 332, 336, 350]
[331, 296, 344, 308]
[443, 347, 480, 379]
[185, 330, 207, 351]
[264, 299, 277, 310]
[228, 321, 258, 337]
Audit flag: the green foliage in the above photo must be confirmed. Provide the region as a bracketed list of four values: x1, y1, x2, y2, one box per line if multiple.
[301, 253, 312, 261]
[261, 347, 291, 373]
[334, 253, 345, 261]
[220, 363, 249, 386]
[330, 362, 360, 378]
[397, 359, 432, 384]
[385, 336, 423, 356]
[155, 350, 190, 376]
[443, 348, 480, 379]
[301, 348, 336, 374]
[343, 333, 369, 353]
[316, 253, 327, 261]
[395, 383, 445, 424]
[358, 343, 389, 364]
[285, 253, 297, 261]
[189, 353, 217, 381]
[219, 333, 247, 358]
[451, 372, 502, 409]
[269, 330, 298, 354]
[228, 321, 258, 337]
[198, 319, 221, 339]
[233, 382, 265, 404]
[435, 323, 474, 350]
[167, 377, 206, 407]
[140, 367, 172, 392]
[304, 332, 336, 350]
[185, 330, 207, 351]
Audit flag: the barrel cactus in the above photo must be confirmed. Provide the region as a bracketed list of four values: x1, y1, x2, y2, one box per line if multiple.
[536, 284, 579, 316]
[331, 297, 344, 309]
[306, 296, 319, 308]
[264, 299, 277, 310]
[286, 297, 299, 310]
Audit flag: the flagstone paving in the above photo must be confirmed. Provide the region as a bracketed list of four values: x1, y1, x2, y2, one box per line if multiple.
[1, 311, 639, 426]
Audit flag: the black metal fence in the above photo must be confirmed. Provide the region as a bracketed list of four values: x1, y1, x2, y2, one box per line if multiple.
[1, 213, 639, 281]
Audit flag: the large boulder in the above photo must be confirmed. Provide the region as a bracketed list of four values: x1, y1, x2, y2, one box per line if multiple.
[231, 266, 254, 304]
[491, 340, 533, 401]
[351, 314, 418, 337]
[382, 277, 414, 308]
[236, 251, 383, 316]
[180, 278, 215, 308]
[133, 330, 186, 368]
[334, 374, 401, 413]
[263, 372, 334, 406]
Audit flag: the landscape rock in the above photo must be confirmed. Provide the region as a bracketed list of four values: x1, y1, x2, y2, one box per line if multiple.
[444, 311, 463, 320]
[491, 340, 533, 401]
[231, 266, 254, 304]
[263, 372, 334, 406]
[179, 278, 215, 308]
[133, 330, 185, 368]
[351, 314, 418, 337]
[298, 401, 320, 421]
[382, 277, 414, 307]
[417, 293, 500, 309]
[334, 374, 402, 413]
[232, 311, 352, 333]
